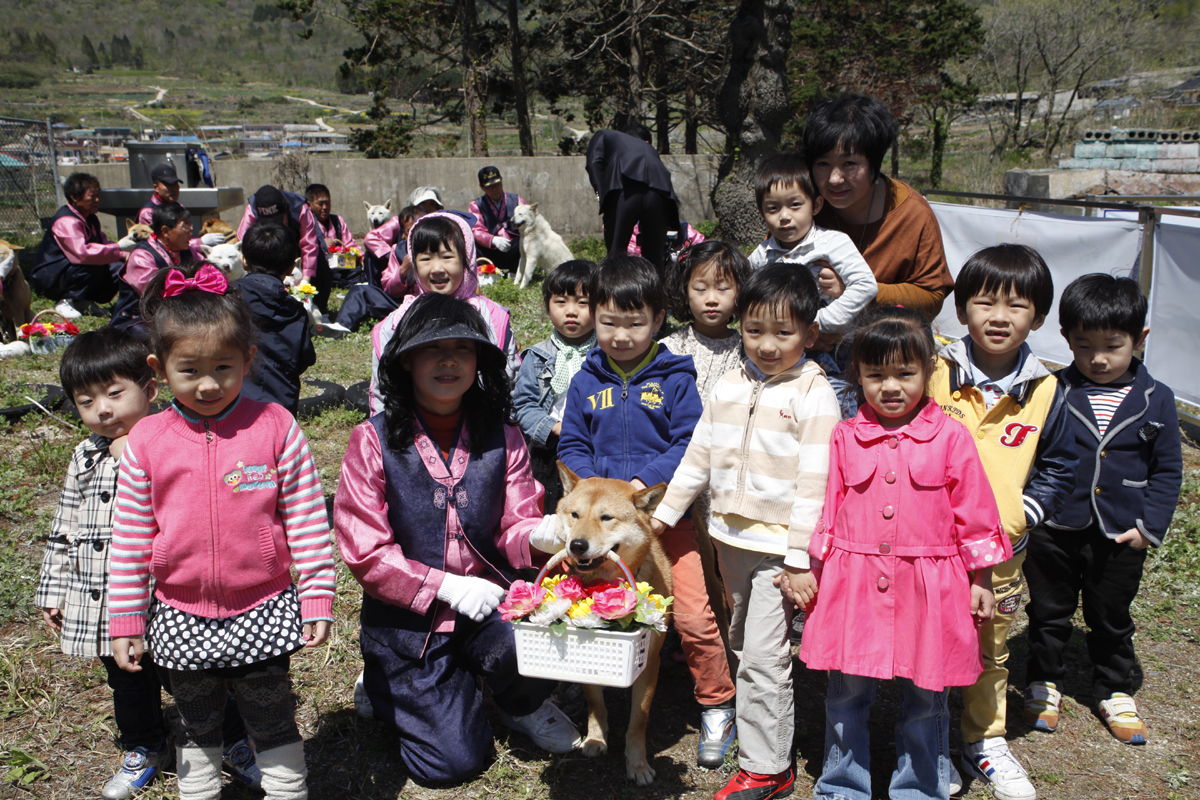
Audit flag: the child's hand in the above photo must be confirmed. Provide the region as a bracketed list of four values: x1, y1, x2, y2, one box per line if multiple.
[303, 620, 331, 648]
[650, 518, 666, 536]
[817, 265, 846, 300]
[551, 421, 563, 437]
[970, 568, 995, 626]
[1115, 528, 1151, 550]
[775, 567, 818, 610]
[112, 637, 145, 672]
[41, 608, 63, 634]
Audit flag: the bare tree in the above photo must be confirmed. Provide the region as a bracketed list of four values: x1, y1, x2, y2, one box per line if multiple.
[973, 0, 1147, 160]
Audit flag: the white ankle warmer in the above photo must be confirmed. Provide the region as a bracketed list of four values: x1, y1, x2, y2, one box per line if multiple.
[176, 745, 223, 800]
[257, 740, 309, 800]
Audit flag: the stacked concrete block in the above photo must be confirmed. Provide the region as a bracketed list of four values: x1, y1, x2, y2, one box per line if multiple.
[1064, 130, 1200, 173]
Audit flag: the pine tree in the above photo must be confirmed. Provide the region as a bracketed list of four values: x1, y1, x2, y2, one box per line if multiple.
[81, 34, 98, 67]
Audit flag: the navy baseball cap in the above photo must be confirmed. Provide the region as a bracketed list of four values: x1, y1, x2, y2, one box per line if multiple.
[478, 166, 502, 187]
[151, 163, 180, 184]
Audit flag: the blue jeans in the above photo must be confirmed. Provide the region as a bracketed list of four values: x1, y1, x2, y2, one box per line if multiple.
[815, 671, 950, 800]
[810, 347, 858, 420]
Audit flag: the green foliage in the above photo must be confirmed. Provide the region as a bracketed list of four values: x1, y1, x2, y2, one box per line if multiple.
[695, 219, 718, 238]
[4, 750, 49, 785]
[568, 235, 607, 263]
[0, 65, 46, 90]
[350, 94, 415, 158]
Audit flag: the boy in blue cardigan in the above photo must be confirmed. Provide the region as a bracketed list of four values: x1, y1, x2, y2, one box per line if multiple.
[1023, 274, 1182, 746]
[557, 255, 738, 769]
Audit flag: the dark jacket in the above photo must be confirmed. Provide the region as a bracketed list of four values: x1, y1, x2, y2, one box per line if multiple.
[1047, 359, 1183, 546]
[585, 130, 679, 206]
[236, 273, 316, 415]
[557, 343, 702, 489]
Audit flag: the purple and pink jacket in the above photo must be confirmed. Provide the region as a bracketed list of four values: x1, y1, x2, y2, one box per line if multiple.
[367, 212, 521, 415]
[316, 213, 358, 252]
[333, 420, 542, 634]
[237, 199, 321, 278]
[122, 235, 205, 296]
[51, 203, 123, 265]
[107, 398, 337, 638]
[800, 399, 1012, 692]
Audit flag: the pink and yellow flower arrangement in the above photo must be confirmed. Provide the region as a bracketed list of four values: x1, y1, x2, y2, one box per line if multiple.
[500, 572, 672, 635]
[18, 320, 80, 340]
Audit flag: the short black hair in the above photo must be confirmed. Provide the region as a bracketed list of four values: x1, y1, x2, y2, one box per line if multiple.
[1059, 273, 1147, 338]
[60, 327, 154, 399]
[397, 204, 424, 233]
[621, 122, 653, 143]
[242, 221, 300, 278]
[64, 172, 100, 203]
[305, 183, 330, 202]
[542, 259, 596, 306]
[150, 201, 190, 238]
[736, 262, 820, 327]
[589, 255, 664, 316]
[803, 94, 899, 179]
[850, 305, 938, 378]
[669, 241, 750, 323]
[410, 215, 466, 261]
[954, 243, 1054, 318]
[754, 153, 818, 209]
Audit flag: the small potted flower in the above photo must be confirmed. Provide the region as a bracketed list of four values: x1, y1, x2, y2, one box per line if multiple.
[328, 244, 362, 270]
[18, 311, 80, 355]
[500, 551, 672, 687]
[477, 259, 499, 287]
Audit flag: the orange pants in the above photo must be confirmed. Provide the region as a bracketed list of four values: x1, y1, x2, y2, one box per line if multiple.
[661, 519, 736, 706]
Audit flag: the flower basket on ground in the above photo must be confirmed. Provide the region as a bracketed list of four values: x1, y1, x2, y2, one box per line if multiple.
[501, 550, 673, 688]
[328, 245, 361, 271]
[18, 311, 79, 355]
[477, 259, 498, 287]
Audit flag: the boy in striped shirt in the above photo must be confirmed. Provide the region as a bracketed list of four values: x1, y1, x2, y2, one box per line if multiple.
[1023, 274, 1182, 745]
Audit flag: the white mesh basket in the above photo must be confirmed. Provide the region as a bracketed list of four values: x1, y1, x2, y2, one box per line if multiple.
[513, 622, 651, 688]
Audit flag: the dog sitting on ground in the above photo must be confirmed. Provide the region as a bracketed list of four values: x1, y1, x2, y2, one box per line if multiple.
[200, 218, 237, 243]
[554, 463, 672, 786]
[512, 203, 573, 289]
[0, 240, 32, 342]
[364, 199, 393, 229]
[200, 240, 246, 282]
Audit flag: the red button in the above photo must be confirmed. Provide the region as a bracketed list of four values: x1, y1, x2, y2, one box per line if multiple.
[879, 543, 891, 554]
[877, 577, 889, 590]
[884, 471, 896, 484]
[882, 505, 894, 519]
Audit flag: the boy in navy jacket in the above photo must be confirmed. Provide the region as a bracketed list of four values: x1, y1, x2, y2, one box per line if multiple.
[235, 222, 316, 416]
[1023, 274, 1182, 746]
[557, 255, 737, 768]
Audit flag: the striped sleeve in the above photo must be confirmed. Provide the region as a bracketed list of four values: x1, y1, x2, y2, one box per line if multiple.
[654, 398, 714, 527]
[276, 418, 337, 623]
[108, 442, 158, 638]
[786, 379, 840, 561]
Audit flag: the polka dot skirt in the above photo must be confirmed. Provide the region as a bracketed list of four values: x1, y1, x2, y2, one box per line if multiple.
[148, 586, 305, 670]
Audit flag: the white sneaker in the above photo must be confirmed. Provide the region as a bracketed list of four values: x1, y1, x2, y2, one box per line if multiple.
[948, 758, 963, 795]
[54, 299, 82, 319]
[322, 321, 351, 333]
[960, 737, 1036, 800]
[496, 697, 582, 753]
[353, 671, 374, 719]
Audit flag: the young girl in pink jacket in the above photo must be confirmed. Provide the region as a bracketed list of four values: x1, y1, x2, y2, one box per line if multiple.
[335, 293, 578, 785]
[108, 263, 337, 800]
[789, 306, 1012, 800]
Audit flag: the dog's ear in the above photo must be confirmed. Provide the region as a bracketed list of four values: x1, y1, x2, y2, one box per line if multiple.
[529, 202, 539, 214]
[385, 199, 393, 210]
[557, 460, 582, 495]
[126, 218, 137, 229]
[632, 482, 667, 518]
[363, 200, 372, 211]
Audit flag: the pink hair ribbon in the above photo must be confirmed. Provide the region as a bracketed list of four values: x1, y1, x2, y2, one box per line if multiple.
[163, 264, 228, 298]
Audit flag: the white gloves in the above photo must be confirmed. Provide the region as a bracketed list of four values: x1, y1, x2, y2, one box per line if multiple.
[529, 514, 563, 554]
[492, 236, 512, 253]
[437, 573, 507, 622]
[117, 235, 138, 252]
[200, 232, 227, 246]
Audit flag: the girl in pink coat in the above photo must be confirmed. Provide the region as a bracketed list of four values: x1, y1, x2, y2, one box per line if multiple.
[789, 307, 1012, 800]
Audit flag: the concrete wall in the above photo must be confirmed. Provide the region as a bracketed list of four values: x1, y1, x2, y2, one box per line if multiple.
[1005, 168, 1200, 214]
[87, 154, 723, 240]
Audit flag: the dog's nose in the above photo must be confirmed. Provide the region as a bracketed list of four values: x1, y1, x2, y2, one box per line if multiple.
[569, 538, 590, 556]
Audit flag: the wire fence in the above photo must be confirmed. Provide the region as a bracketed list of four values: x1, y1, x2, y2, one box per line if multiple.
[0, 116, 60, 242]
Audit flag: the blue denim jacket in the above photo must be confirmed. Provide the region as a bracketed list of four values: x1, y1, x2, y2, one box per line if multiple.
[513, 339, 560, 447]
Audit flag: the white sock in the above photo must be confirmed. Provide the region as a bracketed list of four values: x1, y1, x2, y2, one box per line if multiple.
[176, 745, 223, 800]
[257, 740, 308, 800]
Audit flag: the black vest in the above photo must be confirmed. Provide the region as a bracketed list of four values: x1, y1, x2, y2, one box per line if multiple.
[31, 205, 103, 294]
[477, 192, 519, 240]
[360, 414, 511, 645]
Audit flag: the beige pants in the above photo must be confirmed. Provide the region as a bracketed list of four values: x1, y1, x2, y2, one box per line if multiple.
[961, 550, 1026, 743]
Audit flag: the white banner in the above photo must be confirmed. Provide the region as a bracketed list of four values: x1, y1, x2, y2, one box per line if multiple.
[929, 203, 1143, 367]
[1145, 221, 1200, 407]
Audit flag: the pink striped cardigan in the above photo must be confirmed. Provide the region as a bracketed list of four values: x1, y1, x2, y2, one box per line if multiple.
[108, 397, 336, 638]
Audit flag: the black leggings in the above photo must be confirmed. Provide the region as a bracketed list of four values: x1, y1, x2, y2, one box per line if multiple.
[602, 183, 678, 272]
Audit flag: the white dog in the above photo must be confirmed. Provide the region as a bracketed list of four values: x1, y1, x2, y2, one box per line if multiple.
[201, 241, 246, 282]
[512, 203, 573, 289]
[364, 199, 393, 229]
